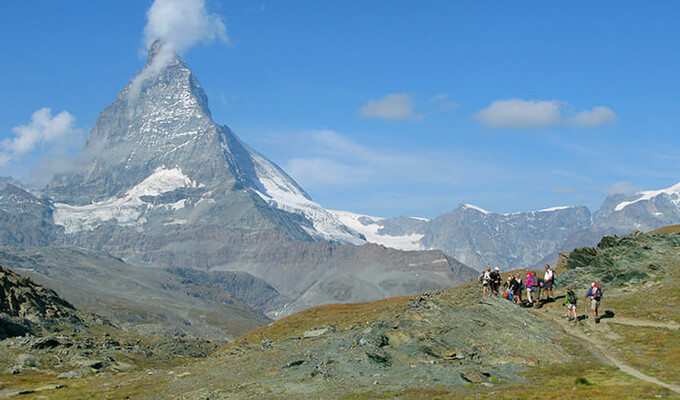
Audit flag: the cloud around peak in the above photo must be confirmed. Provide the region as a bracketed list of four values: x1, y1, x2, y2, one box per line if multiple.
[143, 0, 229, 55]
[475, 98, 617, 130]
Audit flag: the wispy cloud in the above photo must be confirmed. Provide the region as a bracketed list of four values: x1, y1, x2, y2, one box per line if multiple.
[0, 108, 84, 167]
[282, 130, 500, 189]
[359, 93, 422, 121]
[428, 93, 460, 110]
[475, 99, 617, 130]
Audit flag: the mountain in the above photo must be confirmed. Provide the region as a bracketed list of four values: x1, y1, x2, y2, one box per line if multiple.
[562, 182, 680, 251]
[0, 41, 477, 322]
[46, 40, 360, 245]
[0, 184, 64, 246]
[332, 204, 592, 271]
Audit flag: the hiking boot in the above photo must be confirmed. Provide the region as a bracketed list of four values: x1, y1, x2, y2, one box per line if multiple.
[595, 316, 600, 323]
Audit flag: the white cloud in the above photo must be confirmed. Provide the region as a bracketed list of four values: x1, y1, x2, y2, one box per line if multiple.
[359, 93, 422, 121]
[475, 99, 617, 130]
[475, 99, 562, 129]
[0, 108, 83, 167]
[143, 0, 228, 54]
[568, 106, 617, 128]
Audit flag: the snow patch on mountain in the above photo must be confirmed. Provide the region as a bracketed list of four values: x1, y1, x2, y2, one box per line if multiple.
[329, 210, 426, 251]
[54, 167, 196, 233]
[614, 182, 680, 211]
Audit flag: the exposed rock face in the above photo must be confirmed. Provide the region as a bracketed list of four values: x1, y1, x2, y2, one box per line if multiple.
[0, 265, 79, 339]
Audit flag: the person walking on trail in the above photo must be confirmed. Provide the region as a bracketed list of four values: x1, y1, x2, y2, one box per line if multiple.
[526, 272, 535, 304]
[543, 264, 556, 300]
[490, 267, 501, 296]
[481, 267, 492, 296]
[513, 273, 522, 303]
[564, 286, 578, 321]
[586, 282, 602, 323]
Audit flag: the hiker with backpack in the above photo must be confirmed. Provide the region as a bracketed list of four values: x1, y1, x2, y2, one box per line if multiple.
[479, 267, 492, 296]
[564, 286, 578, 321]
[490, 267, 501, 296]
[543, 264, 556, 300]
[586, 282, 603, 323]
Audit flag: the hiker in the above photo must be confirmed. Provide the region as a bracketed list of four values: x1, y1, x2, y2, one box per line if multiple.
[480, 267, 492, 296]
[534, 275, 544, 302]
[490, 267, 501, 295]
[503, 275, 515, 302]
[525, 272, 535, 304]
[512, 273, 522, 303]
[543, 264, 556, 300]
[564, 286, 578, 321]
[586, 282, 602, 323]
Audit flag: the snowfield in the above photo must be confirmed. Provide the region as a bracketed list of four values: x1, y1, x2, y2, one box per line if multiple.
[53, 167, 196, 234]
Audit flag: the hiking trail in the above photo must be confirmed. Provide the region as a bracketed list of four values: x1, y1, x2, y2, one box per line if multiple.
[533, 305, 680, 395]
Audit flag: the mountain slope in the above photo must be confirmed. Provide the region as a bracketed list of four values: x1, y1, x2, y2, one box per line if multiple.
[0, 245, 270, 340]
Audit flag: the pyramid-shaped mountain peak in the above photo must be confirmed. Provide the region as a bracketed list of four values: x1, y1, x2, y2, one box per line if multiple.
[46, 47, 362, 245]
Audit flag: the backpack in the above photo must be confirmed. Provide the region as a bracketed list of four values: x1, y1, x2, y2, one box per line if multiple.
[478, 271, 484, 283]
[593, 286, 602, 301]
[551, 269, 557, 284]
[567, 291, 576, 305]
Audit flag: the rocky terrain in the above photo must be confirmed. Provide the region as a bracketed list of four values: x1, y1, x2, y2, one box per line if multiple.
[1, 229, 677, 399]
[0, 265, 224, 399]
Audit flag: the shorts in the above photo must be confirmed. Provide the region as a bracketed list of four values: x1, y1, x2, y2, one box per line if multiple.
[483, 282, 489, 287]
[566, 304, 576, 310]
[544, 280, 553, 291]
[591, 298, 599, 311]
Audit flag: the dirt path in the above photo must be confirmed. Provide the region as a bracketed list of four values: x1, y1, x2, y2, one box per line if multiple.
[533, 308, 680, 395]
[605, 317, 679, 330]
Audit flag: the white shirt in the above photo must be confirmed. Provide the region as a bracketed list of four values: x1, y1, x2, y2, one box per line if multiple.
[544, 269, 554, 281]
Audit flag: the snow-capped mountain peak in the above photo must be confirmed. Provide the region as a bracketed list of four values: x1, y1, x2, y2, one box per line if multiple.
[614, 182, 680, 212]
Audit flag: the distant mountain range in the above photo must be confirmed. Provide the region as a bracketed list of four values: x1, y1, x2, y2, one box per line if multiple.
[332, 183, 680, 271]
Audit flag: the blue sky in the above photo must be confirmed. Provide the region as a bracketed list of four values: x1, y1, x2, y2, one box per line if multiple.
[1, 1, 679, 218]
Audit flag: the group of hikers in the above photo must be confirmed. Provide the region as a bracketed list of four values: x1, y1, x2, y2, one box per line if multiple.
[479, 264, 603, 323]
